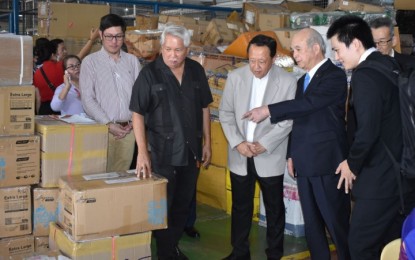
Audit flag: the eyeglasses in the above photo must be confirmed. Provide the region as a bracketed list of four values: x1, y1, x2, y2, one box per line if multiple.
[374, 38, 392, 46]
[103, 34, 125, 41]
[66, 63, 81, 70]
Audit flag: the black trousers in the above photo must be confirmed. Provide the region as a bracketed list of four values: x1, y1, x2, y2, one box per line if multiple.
[152, 152, 199, 259]
[349, 189, 415, 260]
[297, 174, 351, 260]
[230, 158, 285, 260]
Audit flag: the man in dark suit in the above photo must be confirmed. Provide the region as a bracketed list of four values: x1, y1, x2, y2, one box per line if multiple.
[243, 28, 350, 260]
[328, 15, 415, 259]
[369, 16, 415, 71]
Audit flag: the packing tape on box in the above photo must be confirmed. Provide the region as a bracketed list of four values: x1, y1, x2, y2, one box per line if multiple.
[19, 35, 24, 85]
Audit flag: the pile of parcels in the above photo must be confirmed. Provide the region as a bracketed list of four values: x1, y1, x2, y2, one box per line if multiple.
[0, 34, 169, 260]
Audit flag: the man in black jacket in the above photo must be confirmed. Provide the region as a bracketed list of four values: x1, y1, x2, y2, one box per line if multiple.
[328, 15, 415, 259]
[369, 16, 415, 71]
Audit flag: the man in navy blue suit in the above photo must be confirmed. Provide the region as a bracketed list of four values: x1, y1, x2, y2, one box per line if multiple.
[244, 28, 350, 260]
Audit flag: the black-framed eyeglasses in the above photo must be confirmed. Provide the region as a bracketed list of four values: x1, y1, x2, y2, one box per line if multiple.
[374, 38, 392, 46]
[66, 63, 81, 70]
[103, 34, 125, 41]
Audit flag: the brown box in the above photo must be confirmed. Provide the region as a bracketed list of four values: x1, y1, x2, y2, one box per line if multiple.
[135, 14, 159, 30]
[325, 0, 384, 12]
[125, 30, 162, 60]
[58, 173, 167, 241]
[395, 0, 415, 10]
[202, 19, 235, 45]
[37, 2, 109, 38]
[34, 236, 49, 253]
[49, 222, 151, 260]
[0, 186, 32, 238]
[273, 28, 300, 50]
[0, 235, 34, 258]
[35, 116, 108, 187]
[0, 35, 33, 86]
[0, 135, 40, 188]
[33, 188, 59, 236]
[0, 86, 35, 136]
[243, 3, 288, 30]
[258, 13, 290, 31]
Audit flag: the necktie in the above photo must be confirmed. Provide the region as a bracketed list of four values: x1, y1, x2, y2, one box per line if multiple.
[303, 73, 310, 92]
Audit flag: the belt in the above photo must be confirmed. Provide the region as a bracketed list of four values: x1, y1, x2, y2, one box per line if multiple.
[116, 121, 132, 127]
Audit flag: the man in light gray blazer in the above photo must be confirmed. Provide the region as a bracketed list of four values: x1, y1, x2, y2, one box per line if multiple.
[219, 34, 296, 260]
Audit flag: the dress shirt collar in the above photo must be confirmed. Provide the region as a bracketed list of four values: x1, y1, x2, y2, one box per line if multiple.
[307, 58, 328, 80]
[358, 47, 377, 64]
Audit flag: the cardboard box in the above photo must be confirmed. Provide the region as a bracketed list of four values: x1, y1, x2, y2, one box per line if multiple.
[37, 2, 109, 38]
[243, 3, 288, 30]
[202, 19, 235, 45]
[0, 135, 40, 188]
[273, 28, 300, 50]
[197, 165, 227, 211]
[259, 13, 290, 31]
[0, 235, 34, 258]
[325, 0, 384, 12]
[0, 35, 33, 86]
[58, 173, 167, 241]
[395, 0, 415, 10]
[35, 115, 108, 187]
[0, 186, 32, 238]
[0, 86, 35, 136]
[135, 14, 159, 30]
[125, 30, 161, 60]
[33, 188, 59, 236]
[7, 250, 62, 260]
[49, 222, 151, 260]
[34, 236, 49, 253]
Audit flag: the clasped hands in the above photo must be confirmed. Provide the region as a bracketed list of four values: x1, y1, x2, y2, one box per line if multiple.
[236, 141, 266, 158]
[108, 123, 132, 139]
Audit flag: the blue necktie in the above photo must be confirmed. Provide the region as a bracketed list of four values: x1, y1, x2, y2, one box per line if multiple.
[303, 73, 310, 92]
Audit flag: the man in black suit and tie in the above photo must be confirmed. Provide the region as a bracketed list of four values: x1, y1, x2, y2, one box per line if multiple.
[243, 28, 350, 260]
[328, 15, 415, 259]
[369, 16, 415, 71]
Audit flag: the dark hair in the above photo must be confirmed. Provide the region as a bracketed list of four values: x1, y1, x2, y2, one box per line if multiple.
[99, 14, 126, 33]
[34, 38, 52, 65]
[50, 38, 64, 55]
[327, 15, 375, 50]
[369, 16, 394, 37]
[63, 54, 81, 70]
[247, 34, 277, 58]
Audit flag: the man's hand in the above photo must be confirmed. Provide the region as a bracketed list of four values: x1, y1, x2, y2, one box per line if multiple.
[201, 144, 211, 168]
[108, 123, 131, 139]
[287, 158, 295, 178]
[136, 150, 152, 179]
[236, 141, 255, 158]
[242, 106, 270, 123]
[336, 160, 356, 194]
[247, 142, 266, 156]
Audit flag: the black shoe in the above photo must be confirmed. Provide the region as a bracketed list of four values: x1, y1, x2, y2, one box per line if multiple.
[175, 246, 189, 260]
[184, 226, 200, 238]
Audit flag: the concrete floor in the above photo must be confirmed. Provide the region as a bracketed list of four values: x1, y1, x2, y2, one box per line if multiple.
[151, 203, 337, 259]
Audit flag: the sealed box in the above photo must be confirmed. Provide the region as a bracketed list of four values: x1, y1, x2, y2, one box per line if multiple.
[202, 19, 235, 45]
[0, 235, 34, 258]
[325, 0, 384, 12]
[395, 0, 415, 10]
[37, 2, 109, 38]
[0, 186, 32, 238]
[34, 236, 49, 253]
[58, 173, 167, 241]
[0, 86, 35, 136]
[49, 222, 151, 260]
[33, 187, 59, 236]
[35, 115, 107, 187]
[0, 35, 33, 86]
[0, 135, 40, 188]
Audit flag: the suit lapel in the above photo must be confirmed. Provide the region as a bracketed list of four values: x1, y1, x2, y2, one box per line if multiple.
[239, 67, 253, 136]
[303, 59, 331, 95]
[262, 65, 280, 105]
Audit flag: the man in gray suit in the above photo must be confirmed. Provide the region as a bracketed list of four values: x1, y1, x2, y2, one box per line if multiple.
[219, 34, 296, 260]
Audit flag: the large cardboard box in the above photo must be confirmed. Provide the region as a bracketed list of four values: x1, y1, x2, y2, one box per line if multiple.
[243, 3, 288, 31]
[258, 13, 290, 31]
[197, 165, 227, 211]
[0, 35, 33, 86]
[325, 0, 384, 12]
[0, 86, 35, 136]
[35, 115, 107, 187]
[0, 235, 34, 258]
[135, 14, 159, 30]
[0, 135, 40, 188]
[125, 30, 162, 60]
[202, 19, 235, 45]
[0, 186, 32, 238]
[37, 2, 109, 38]
[58, 173, 167, 241]
[395, 0, 415, 10]
[49, 222, 151, 260]
[33, 187, 59, 236]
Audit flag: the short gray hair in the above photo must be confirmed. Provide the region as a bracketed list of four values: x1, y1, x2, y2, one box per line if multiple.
[369, 16, 394, 37]
[307, 28, 326, 55]
[160, 23, 191, 47]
